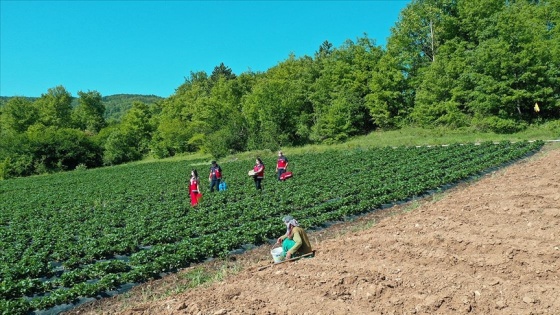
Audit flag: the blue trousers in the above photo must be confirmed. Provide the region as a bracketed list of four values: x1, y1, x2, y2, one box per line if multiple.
[277, 169, 286, 181]
[210, 178, 220, 192]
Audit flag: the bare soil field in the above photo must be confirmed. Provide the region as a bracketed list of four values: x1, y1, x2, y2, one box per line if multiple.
[65, 144, 560, 315]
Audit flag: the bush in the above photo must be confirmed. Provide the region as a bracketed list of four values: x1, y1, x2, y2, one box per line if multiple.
[75, 163, 88, 171]
[474, 116, 528, 134]
[102, 130, 142, 165]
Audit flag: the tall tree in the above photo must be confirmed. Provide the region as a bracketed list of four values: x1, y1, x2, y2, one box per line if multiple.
[366, 52, 412, 128]
[242, 54, 314, 150]
[104, 101, 153, 165]
[388, 0, 459, 74]
[151, 71, 212, 156]
[310, 36, 382, 142]
[72, 90, 106, 133]
[0, 97, 38, 135]
[210, 62, 237, 82]
[35, 86, 73, 128]
[202, 75, 254, 158]
[411, 38, 473, 127]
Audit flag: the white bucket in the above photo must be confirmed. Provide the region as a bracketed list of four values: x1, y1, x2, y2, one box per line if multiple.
[270, 247, 285, 263]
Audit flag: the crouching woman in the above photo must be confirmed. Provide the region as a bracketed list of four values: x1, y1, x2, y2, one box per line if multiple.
[276, 215, 313, 260]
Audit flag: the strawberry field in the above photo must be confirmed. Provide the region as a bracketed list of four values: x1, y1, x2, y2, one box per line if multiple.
[0, 141, 544, 314]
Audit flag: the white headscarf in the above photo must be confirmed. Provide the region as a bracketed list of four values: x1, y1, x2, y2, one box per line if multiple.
[282, 215, 299, 234]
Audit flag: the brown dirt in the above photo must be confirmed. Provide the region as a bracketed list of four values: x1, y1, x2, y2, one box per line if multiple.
[65, 144, 560, 315]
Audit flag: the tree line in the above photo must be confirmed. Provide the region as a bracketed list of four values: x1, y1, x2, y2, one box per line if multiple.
[1, 0, 558, 179]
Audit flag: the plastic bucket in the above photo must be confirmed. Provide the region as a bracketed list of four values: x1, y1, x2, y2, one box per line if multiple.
[270, 247, 285, 263]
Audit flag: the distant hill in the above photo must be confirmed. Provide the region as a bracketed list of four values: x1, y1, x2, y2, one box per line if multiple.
[101, 94, 164, 122]
[0, 94, 164, 122]
[0, 96, 38, 106]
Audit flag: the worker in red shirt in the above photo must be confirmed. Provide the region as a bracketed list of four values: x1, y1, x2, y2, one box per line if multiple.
[276, 151, 289, 181]
[189, 169, 202, 206]
[208, 161, 222, 192]
[253, 157, 265, 190]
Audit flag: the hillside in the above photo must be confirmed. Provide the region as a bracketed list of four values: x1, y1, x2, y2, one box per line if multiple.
[65, 144, 560, 315]
[0, 94, 163, 122]
[101, 94, 163, 122]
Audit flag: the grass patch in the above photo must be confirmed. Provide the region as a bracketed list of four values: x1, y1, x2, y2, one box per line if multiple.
[162, 262, 243, 298]
[125, 126, 558, 166]
[403, 200, 421, 213]
[431, 191, 447, 203]
[224, 126, 559, 162]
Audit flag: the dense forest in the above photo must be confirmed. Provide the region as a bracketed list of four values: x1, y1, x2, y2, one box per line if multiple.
[1, 0, 559, 179]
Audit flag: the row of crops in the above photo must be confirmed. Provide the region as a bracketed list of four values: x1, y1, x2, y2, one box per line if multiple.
[0, 141, 544, 314]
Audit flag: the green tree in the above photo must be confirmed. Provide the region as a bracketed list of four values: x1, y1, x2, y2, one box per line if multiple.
[0, 133, 34, 178]
[72, 90, 106, 133]
[366, 53, 412, 128]
[310, 36, 382, 142]
[102, 129, 143, 165]
[242, 54, 314, 150]
[210, 62, 237, 82]
[411, 39, 473, 127]
[388, 0, 459, 73]
[382, 0, 559, 130]
[202, 75, 253, 158]
[368, 0, 461, 128]
[103, 101, 154, 165]
[0, 97, 38, 135]
[151, 71, 213, 156]
[35, 86, 73, 128]
[463, 0, 560, 131]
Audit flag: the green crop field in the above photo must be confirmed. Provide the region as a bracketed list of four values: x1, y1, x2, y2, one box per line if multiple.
[0, 141, 544, 314]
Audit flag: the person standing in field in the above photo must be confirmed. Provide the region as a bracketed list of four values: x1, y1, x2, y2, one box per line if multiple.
[276, 151, 289, 181]
[253, 157, 265, 190]
[189, 169, 202, 206]
[208, 161, 222, 192]
[275, 215, 312, 259]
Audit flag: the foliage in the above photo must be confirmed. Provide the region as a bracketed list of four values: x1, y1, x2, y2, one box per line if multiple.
[34, 86, 73, 128]
[0, 97, 38, 135]
[243, 55, 313, 149]
[0, 126, 103, 178]
[310, 36, 383, 142]
[393, 0, 560, 126]
[71, 90, 106, 133]
[102, 94, 163, 122]
[102, 101, 154, 165]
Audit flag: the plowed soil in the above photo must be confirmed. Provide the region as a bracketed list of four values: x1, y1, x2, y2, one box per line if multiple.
[65, 144, 560, 315]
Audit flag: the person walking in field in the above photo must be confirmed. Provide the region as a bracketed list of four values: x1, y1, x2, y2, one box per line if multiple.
[253, 157, 265, 190]
[275, 215, 313, 260]
[208, 161, 222, 192]
[276, 151, 289, 181]
[189, 169, 202, 206]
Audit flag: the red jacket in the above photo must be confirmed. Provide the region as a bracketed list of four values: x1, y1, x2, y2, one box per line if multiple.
[253, 163, 265, 179]
[277, 156, 288, 170]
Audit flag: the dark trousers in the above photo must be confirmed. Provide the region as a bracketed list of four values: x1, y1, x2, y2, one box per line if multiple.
[254, 177, 263, 190]
[277, 168, 286, 181]
[210, 178, 221, 192]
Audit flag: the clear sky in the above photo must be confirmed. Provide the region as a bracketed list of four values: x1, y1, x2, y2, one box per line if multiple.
[1, 1, 410, 98]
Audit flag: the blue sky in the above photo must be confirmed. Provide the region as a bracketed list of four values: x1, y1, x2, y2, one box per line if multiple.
[1, 1, 410, 98]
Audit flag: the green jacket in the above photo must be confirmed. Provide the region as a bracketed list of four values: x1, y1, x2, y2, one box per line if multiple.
[280, 226, 312, 256]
